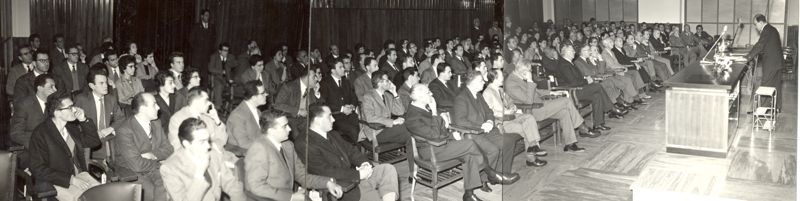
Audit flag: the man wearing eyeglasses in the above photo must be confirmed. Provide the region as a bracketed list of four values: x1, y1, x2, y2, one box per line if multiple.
[14, 51, 57, 103]
[6, 45, 35, 97]
[53, 45, 89, 93]
[208, 42, 236, 107]
[10, 74, 58, 169]
[225, 80, 268, 156]
[28, 93, 102, 201]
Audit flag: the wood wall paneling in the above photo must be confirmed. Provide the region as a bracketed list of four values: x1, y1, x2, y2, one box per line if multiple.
[572, 0, 584, 23]
[623, 0, 638, 22]
[718, 0, 735, 23]
[583, 0, 597, 21]
[609, 0, 624, 21]
[702, 0, 719, 23]
[596, 0, 610, 21]
[31, 0, 115, 57]
[770, 0, 787, 23]
[686, 0, 703, 22]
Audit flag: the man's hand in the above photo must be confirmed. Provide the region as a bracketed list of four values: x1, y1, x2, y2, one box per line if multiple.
[298, 110, 308, 117]
[99, 128, 115, 139]
[70, 175, 91, 190]
[74, 107, 87, 122]
[480, 122, 493, 133]
[191, 151, 210, 179]
[140, 152, 158, 160]
[392, 118, 405, 125]
[326, 180, 343, 198]
[341, 105, 354, 115]
[356, 165, 373, 180]
[388, 83, 398, 97]
[585, 76, 594, 84]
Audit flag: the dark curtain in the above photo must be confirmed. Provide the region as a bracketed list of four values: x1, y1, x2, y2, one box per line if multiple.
[311, 0, 496, 53]
[30, 0, 115, 56]
[115, 0, 196, 68]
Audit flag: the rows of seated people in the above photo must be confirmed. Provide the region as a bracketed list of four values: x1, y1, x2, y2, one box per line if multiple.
[5, 18, 703, 201]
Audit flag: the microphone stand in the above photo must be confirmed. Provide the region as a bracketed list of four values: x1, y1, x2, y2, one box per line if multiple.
[701, 28, 727, 62]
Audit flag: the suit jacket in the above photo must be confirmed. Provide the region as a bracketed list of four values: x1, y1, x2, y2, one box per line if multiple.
[404, 105, 450, 142]
[73, 91, 125, 130]
[288, 62, 309, 82]
[13, 72, 41, 103]
[601, 49, 627, 70]
[550, 57, 589, 87]
[49, 47, 67, 65]
[161, 148, 245, 201]
[272, 79, 323, 116]
[360, 89, 405, 140]
[503, 72, 550, 105]
[379, 60, 401, 80]
[6, 62, 32, 96]
[52, 61, 89, 93]
[612, 47, 635, 65]
[189, 23, 216, 70]
[245, 137, 330, 201]
[236, 68, 270, 94]
[293, 130, 369, 201]
[225, 102, 261, 152]
[112, 117, 173, 174]
[29, 119, 101, 188]
[10, 95, 47, 147]
[320, 75, 358, 113]
[135, 63, 159, 80]
[452, 88, 494, 130]
[155, 93, 177, 132]
[264, 59, 287, 96]
[174, 87, 190, 113]
[747, 24, 784, 75]
[353, 73, 373, 102]
[446, 55, 471, 75]
[208, 52, 237, 85]
[169, 107, 229, 150]
[428, 79, 457, 111]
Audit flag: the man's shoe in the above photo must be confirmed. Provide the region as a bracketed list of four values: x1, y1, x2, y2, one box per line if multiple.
[527, 146, 548, 157]
[563, 143, 586, 152]
[608, 113, 624, 119]
[579, 129, 601, 138]
[594, 124, 612, 131]
[480, 182, 492, 192]
[526, 155, 548, 167]
[464, 190, 485, 201]
[485, 169, 520, 185]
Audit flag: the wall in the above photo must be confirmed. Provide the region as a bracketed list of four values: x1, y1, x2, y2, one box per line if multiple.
[11, 0, 30, 37]
[504, 0, 543, 28]
[576, 0, 639, 22]
[638, 0, 682, 23]
[684, 0, 788, 46]
[788, 0, 798, 26]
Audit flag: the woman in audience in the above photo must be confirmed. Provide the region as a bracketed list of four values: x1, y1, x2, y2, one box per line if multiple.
[524, 40, 543, 61]
[136, 48, 159, 80]
[174, 68, 201, 111]
[117, 55, 145, 114]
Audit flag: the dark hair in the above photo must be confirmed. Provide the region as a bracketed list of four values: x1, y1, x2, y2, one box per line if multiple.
[168, 52, 184, 65]
[130, 92, 150, 115]
[178, 118, 206, 146]
[33, 74, 54, 90]
[383, 40, 396, 49]
[370, 71, 387, 88]
[400, 67, 418, 82]
[103, 49, 118, 62]
[248, 54, 263, 66]
[364, 57, 377, 67]
[17, 45, 31, 56]
[695, 25, 703, 29]
[52, 33, 64, 42]
[87, 64, 109, 85]
[243, 80, 264, 99]
[486, 69, 500, 84]
[218, 42, 230, 50]
[182, 68, 199, 87]
[754, 14, 767, 23]
[186, 87, 208, 106]
[465, 71, 484, 84]
[258, 110, 285, 134]
[45, 92, 73, 119]
[140, 47, 154, 57]
[119, 55, 136, 71]
[307, 103, 328, 125]
[29, 33, 40, 42]
[201, 9, 211, 15]
[155, 71, 174, 88]
[436, 63, 450, 77]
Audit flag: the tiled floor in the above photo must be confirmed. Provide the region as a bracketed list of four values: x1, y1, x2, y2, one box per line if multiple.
[396, 72, 797, 201]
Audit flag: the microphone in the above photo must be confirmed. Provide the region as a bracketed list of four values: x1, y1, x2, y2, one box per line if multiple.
[702, 25, 729, 61]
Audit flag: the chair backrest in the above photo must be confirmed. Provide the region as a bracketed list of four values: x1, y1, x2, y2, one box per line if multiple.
[0, 151, 16, 201]
[79, 182, 142, 201]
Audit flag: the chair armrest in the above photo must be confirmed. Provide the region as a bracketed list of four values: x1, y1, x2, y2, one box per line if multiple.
[108, 164, 138, 182]
[358, 120, 387, 130]
[448, 124, 482, 134]
[17, 170, 57, 199]
[8, 142, 24, 152]
[550, 86, 583, 91]
[514, 103, 543, 109]
[411, 136, 447, 147]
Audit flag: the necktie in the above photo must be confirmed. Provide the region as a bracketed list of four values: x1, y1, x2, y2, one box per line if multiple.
[111, 69, 119, 82]
[144, 64, 150, 75]
[98, 97, 107, 130]
[337, 79, 342, 88]
[221, 57, 227, 75]
[279, 148, 289, 167]
[26, 64, 32, 73]
[71, 64, 79, 92]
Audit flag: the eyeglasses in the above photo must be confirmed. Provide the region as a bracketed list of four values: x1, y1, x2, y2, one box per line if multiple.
[37, 59, 49, 62]
[56, 105, 75, 111]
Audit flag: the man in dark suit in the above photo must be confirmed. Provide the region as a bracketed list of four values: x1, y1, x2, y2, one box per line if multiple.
[747, 14, 786, 111]
[452, 71, 522, 181]
[53, 45, 90, 94]
[354, 57, 380, 102]
[324, 45, 341, 71]
[470, 18, 483, 41]
[379, 48, 401, 79]
[113, 92, 173, 201]
[289, 50, 310, 82]
[406, 84, 513, 201]
[74, 67, 125, 160]
[10, 74, 58, 168]
[154, 71, 178, 132]
[208, 43, 237, 107]
[14, 51, 56, 103]
[6, 45, 35, 97]
[190, 9, 217, 86]
[28, 93, 101, 201]
[225, 80, 267, 156]
[265, 47, 289, 96]
[360, 71, 409, 145]
[320, 59, 361, 143]
[294, 104, 399, 201]
[245, 111, 343, 201]
[273, 66, 324, 138]
[428, 63, 457, 113]
[49, 34, 67, 65]
[446, 44, 472, 89]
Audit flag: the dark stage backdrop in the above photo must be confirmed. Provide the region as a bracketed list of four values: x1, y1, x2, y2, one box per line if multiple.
[114, 0, 307, 68]
[30, 0, 115, 57]
[310, 0, 497, 54]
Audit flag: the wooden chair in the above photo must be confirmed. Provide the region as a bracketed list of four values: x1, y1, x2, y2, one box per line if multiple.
[9, 144, 57, 201]
[356, 103, 407, 164]
[78, 182, 141, 201]
[0, 150, 16, 201]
